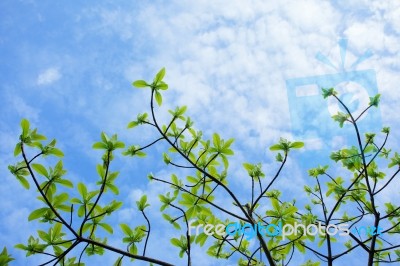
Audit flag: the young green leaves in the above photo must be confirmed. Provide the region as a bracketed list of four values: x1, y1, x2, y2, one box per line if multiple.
[209, 133, 234, 169]
[71, 182, 99, 217]
[0, 247, 14, 266]
[10, 120, 67, 190]
[18, 119, 46, 146]
[308, 165, 329, 177]
[159, 192, 177, 212]
[123, 145, 147, 157]
[120, 224, 147, 258]
[321, 88, 337, 99]
[332, 112, 350, 128]
[136, 195, 150, 211]
[132, 68, 168, 106]
[96, 169, 120, 195]
[369, 93, 381, 107]
[132, 80, 149, 88]
[14, 119, 63, 157]
[269, 138, 304, 153]
[15, 236, 47, 257]
[168, 106, 187, 120]
[242, 163, 265, 179]
[170, 235, 194, 258]
[388, 152, 400, 168]
[127, 113, 149, 129]
[8, 162, 30, 189]
[92, 132, 125, 152]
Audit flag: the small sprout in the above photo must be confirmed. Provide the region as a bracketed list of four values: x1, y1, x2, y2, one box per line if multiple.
[163, 153, 171, 164]
[369, 94, 381, 107]
[321, 87, 338, 98]
[382, 127, 390, 134]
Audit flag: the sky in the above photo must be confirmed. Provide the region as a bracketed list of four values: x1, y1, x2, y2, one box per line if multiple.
[1, 0, 400, 265]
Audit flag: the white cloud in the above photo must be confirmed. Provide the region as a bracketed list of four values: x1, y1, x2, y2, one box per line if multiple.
[37, 67, 61, 85]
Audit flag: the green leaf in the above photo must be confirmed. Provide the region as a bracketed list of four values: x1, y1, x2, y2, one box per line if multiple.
[14, 143, 22, 156]
[77, 183, 87, 198]
[70, 197, 81, 204]
[28, 207, 48, 221]
[52, 223, 62, 238]
[162, 213, 172, 222]
[31, 131, 46, 141]
[155, 91, 162, 106]
[113, 256, 123, 266]
[54, 193, 69, 204]
[16, 175, 30, 189]
[271, 198, 280, 211]
[93, 142, 107, 150]
[185, 207, 195, 219]
[344, 240, 352, 249]
[318, 237, 325, 247]
[195, 233, 208, 247]
[212, 133, 220, 148]
[99, 223, 114, 234]
[132, 80, 149, 88]
[49, 148, 64, 157]
[21, 119, 30, 136]
[114, 141, 125, 149]
[170, 238, 181, 247]
[171, 174, 179, 185]
[129, 243, 137, 256]
[97, 164, 105, 178]
[140, 195, 147, 206]
[163, 153, 171, 164]
[172, 221, 181, 230]
[290, 141, 304, 149]
[127, 121, 139, 129]
[101, 132, 109, 143]
[221, 154, 229, 169]
[154, 68, 166, 84]
[136, 195, 149, 211]
[32, 164, 49, 178]
[14, 244, 27, 251]
[243, 163, 254, 172]
[77, 205, 85, 217]
[269, 144, 282, 151]
[120, 224, 133, 236]
[276, 153, 283, 162]
[301, 260, 320, 266]
[395, 249, 400, 258]
[156, 82, 168, 90]
[107, 183, 119, 195]
[37, 230, 50, 242]
[58, 179, 73, 188]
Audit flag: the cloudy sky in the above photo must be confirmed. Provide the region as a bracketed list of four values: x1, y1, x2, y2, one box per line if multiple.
[1, 1, 400, 265]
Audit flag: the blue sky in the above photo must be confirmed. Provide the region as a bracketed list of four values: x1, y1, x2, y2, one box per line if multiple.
[1, 1, 400, 265]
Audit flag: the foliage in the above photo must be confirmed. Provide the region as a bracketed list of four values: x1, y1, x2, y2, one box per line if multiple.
[3, 69, 400, 266]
